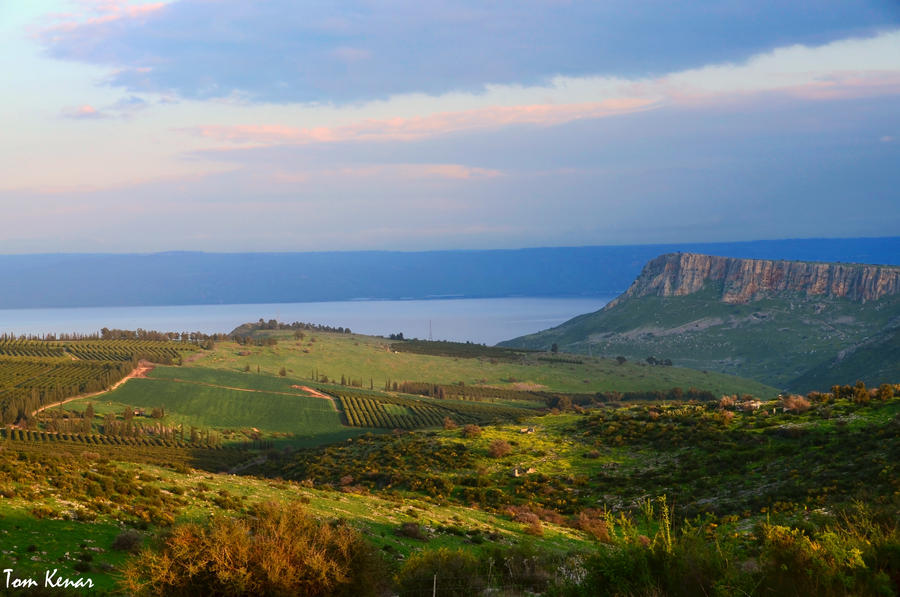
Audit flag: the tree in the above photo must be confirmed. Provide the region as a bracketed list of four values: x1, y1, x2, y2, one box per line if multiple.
[551, 343, 558, 354]
[83, 403, 95, 433]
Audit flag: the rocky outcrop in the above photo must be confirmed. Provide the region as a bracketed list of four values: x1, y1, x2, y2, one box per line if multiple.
[607, 253, 900, 307]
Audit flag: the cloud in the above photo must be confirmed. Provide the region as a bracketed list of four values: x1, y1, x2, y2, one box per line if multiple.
[110, 94, 148, 112]
[60, 95, 151, 120]
[174, 31, 900, 152]
[6, 94, 899, 252]
[657, 31, 900, 103]
[42, 1, 166, 32]
[35, 0, 900, 103]
[316, 164, 503, 181]
[61, 104, 108, 119]
[181, 98, 657, 147]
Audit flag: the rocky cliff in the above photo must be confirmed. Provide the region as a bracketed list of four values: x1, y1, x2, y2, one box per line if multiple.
[606, 253, 900, 308]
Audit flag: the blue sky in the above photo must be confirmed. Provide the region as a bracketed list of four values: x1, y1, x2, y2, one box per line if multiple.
[1, 0, 898, 252]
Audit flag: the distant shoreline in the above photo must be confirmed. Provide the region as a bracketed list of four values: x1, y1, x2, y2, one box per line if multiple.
[0, 296, 615, 346]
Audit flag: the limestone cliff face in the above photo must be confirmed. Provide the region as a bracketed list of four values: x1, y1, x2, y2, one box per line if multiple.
[606, 253, 900, 307]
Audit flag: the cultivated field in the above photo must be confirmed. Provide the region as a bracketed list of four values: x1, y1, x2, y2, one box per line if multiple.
[190, 330, 778, 397]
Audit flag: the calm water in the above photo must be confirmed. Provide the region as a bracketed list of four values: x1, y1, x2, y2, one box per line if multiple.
[0, 297, 613, 346]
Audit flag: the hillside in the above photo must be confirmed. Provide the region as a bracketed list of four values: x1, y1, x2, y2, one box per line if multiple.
[196, 328, 778, 398]
[501, 253, 900, 391]
[1, 335, 897, 594]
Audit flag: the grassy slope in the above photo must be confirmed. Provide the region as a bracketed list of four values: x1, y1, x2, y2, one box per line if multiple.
[191, 330, 778, 398]
[6, 390, 898, 591]
[0, 448, 590, 591]
[502, 289, 900, 391]
[252, 395, 900, 520]
[789, 325, 900, 392]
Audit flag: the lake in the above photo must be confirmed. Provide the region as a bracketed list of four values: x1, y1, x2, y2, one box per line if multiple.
[0, 296, 614, 346]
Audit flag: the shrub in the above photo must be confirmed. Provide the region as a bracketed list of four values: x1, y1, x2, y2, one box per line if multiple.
[524, 520, 543, 536]
[111, 529, 143, 553]
[396, 522, 427, 541]
[487, 439, 511, 458]
[396, 548, 485, 597]
[575, 510, 611, 543]
[442, 417, 458, 430]
[120, 501, 388, 596]
[781, 395, 811, 413]
[461, 424, 482, 439]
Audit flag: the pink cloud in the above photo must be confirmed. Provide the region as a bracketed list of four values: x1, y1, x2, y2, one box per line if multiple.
[660, 69, 900, 108]
[61, 104, 107, 119]
[40, 1, 165, 34]
[184, 98, 657, 147]
[254, 164, 503, 187]
[782, 71, 900, 101]
[325, 164, 503, 181]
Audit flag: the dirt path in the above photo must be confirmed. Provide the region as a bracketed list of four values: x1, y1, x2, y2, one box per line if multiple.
[139, 377, 339, 411]
[228, 454, 268, 475]
[30, 361, 155, 416]
[291, 385, 337, 404]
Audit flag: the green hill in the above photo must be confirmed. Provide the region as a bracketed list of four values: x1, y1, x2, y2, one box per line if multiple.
[501, 253, 900, 391]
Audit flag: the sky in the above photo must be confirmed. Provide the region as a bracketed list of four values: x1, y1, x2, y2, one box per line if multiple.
[1, 0, 898, 253]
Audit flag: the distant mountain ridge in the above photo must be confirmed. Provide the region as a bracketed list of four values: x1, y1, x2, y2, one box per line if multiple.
[501, 252, 900, 391]
[0, 237, 897, 310]
[609, 252, 900, 308]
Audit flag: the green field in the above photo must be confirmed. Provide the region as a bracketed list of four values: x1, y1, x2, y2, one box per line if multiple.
[192, 330, 778, 397]
[67, 366, 375, 447]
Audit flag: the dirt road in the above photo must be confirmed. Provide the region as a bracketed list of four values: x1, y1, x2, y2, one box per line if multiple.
[30, 361, 155, 416]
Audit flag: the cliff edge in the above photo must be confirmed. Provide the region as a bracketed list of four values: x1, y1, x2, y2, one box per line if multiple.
[606, 253, 900, 308]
